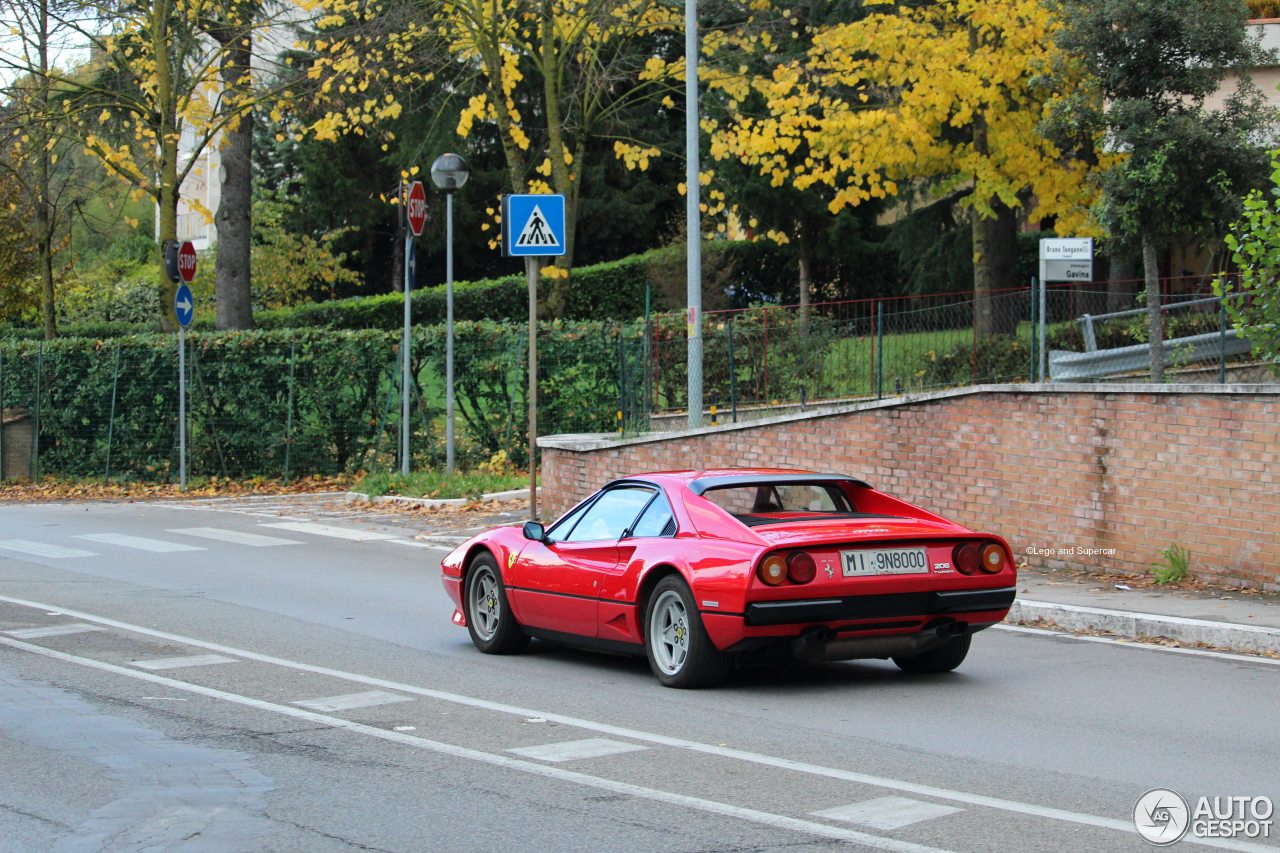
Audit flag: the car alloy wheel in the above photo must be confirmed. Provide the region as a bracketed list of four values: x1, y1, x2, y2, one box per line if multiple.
[643, 576, 730, 688]
[649, 589, 690, 675]
[464, 553, 528, 654]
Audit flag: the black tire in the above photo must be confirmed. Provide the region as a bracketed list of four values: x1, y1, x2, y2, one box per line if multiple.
[463, 553, 529, 654]
[893, 634, 971, 674]
[643, 576, 731, 688]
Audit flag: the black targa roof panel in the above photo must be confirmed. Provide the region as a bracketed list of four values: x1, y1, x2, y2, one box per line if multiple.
[687, 473, 871, 496]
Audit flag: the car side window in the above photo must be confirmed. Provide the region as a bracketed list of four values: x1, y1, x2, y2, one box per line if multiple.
[629, 492, 676, 538]
[561, 487, 653, 543]
[545, 499, 593, 544]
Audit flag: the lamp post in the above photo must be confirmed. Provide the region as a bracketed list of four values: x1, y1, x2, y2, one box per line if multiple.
[431, 152, 469, 474]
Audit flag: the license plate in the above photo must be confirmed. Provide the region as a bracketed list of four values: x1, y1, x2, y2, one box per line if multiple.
[841, 547, 930, 576]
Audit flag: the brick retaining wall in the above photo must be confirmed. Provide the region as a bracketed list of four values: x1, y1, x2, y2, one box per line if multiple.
[539, 384, 1280, 592]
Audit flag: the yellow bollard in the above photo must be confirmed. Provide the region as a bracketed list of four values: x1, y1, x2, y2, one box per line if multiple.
[617, 410, 623, 436]
[710, 405, 718, 426]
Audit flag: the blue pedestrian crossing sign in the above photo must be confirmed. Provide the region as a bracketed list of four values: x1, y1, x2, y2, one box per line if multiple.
[503, 194, 566, 257]
[174, 284, 195, 328]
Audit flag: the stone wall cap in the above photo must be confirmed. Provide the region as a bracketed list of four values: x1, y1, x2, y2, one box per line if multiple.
[537, 382, 1280, 452]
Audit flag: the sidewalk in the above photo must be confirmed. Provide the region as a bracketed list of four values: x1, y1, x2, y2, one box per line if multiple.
[1010, 568, 1280, 657]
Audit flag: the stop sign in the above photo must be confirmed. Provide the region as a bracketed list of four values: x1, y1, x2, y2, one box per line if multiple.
[177, 241, 197, 283]
[406, 180, 427, 236]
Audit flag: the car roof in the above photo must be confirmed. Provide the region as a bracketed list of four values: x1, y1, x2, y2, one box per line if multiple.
[608, 468, 871, 493]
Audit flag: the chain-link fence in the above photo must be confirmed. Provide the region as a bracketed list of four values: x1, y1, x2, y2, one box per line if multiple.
[1, 276, 1270, 482]
[0, 323, 636, 483]
[629, 276, 1268, 430]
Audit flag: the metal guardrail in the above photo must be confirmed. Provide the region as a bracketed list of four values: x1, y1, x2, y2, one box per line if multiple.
[1050, 329, 1251, 381]
[1076, 297, 1223, 352]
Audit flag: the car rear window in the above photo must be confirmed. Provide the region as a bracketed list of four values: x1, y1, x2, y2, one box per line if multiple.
[701, 482, 891, 526]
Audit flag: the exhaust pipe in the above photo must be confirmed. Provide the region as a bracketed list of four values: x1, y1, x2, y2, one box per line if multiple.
[790, 621, 967, 663]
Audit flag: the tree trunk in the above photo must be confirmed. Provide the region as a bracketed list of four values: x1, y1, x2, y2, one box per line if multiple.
[1107, 249, 1138, 313]
[541, 10, 573, 319]
[214, 32, 254, 330]
[972, 201, 1018, 339]
[155, 4, 178, 331]
[1143, 232, 1163, 382]
[392, 184, 404, 293]
[796, 219, 811, 335]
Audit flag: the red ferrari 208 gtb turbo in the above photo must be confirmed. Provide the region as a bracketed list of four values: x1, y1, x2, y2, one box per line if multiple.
[440, 468, 1017, 688]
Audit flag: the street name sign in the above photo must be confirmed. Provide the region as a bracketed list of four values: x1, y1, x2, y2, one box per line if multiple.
[1040, 237, 1093, 261]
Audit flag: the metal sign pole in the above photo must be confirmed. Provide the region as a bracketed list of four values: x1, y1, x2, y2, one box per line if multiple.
[446, 191, 456, 474]
[401, 225, 412, 477]
[178, 326, 186, 490]
[685, 0, 703, 429]
[527, 256, 538, 521]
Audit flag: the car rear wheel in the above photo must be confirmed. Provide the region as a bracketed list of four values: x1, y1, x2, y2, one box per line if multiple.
[644, 576, 730, 688]
[464, 554, 529, 654]
[893, 634, 971, 674]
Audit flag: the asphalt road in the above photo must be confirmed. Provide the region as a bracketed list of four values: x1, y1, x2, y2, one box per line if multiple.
[0, 497, 1276, 852]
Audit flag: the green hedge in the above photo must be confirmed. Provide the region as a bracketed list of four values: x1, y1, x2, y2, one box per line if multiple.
[0, 321, 640, 481]
[254, 251, 669, 330]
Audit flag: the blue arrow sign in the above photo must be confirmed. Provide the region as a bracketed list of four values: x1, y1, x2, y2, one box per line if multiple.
[174, 284, 194, 328]
[503, 194, 566, 257]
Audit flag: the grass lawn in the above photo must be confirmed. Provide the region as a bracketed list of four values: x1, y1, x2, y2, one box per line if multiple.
[354, 469, 527, 500]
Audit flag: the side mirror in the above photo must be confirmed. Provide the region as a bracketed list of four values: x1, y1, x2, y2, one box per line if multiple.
[522, 521, 546, 542]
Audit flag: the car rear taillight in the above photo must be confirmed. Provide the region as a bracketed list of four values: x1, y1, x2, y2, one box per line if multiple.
[787, 551, 816, 584]
[954, 542, 982, 575]
[759, 555, 788, 586]
[979, 543, 1007, 573]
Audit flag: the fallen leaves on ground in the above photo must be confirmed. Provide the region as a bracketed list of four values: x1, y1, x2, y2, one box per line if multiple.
[0, 474, 357, 503]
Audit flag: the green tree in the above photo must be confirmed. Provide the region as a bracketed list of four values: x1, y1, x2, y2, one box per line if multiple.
[23, 0, 297, 329]
[1215, 150, 1280, 367]
[702, 0, 1097, 338]
[1053, 0, 1275, 380]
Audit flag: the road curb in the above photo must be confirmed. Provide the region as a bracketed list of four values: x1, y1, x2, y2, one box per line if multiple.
[1009, 599, 1280, 656]
[344, 488, 535, 509]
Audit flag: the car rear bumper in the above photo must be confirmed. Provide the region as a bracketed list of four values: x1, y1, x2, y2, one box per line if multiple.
[743, 586, 1016, 626]
[702, 585, 1016, 657]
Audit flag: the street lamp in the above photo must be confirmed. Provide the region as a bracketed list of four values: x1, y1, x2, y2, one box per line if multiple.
[431, 152, 469, 474]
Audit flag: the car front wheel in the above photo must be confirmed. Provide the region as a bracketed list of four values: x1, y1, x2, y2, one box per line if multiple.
[464, 553, 529, 654]
[644, 576, 730, 688]
[893, 634, 971, 674]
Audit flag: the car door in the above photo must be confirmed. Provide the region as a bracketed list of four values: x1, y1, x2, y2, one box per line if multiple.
[597, 489, 678, 643]
[508, 486, 654, 638]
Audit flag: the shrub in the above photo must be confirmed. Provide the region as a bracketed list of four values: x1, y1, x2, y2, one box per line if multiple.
[0, 321, 641, 480]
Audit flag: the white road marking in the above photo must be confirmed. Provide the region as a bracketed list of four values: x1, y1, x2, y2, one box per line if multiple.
[994, 624, 1280, 666]
[509, 738, 648, 763]
[0, 634, 955, 853]
[414, 538, 468, 550]
[293, 690, 413, 712]
[813, 797, 962, 830]
[387, 539, 432, 549]
[72, 533, 203, 553]
[3, 623, 105, 639]
[167, 528, 304, 548]
[131, 654, 239, 671]
[0, 594, 1268, 852]
[259, 522, 398, 542]
[0, 540, 97, 559]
